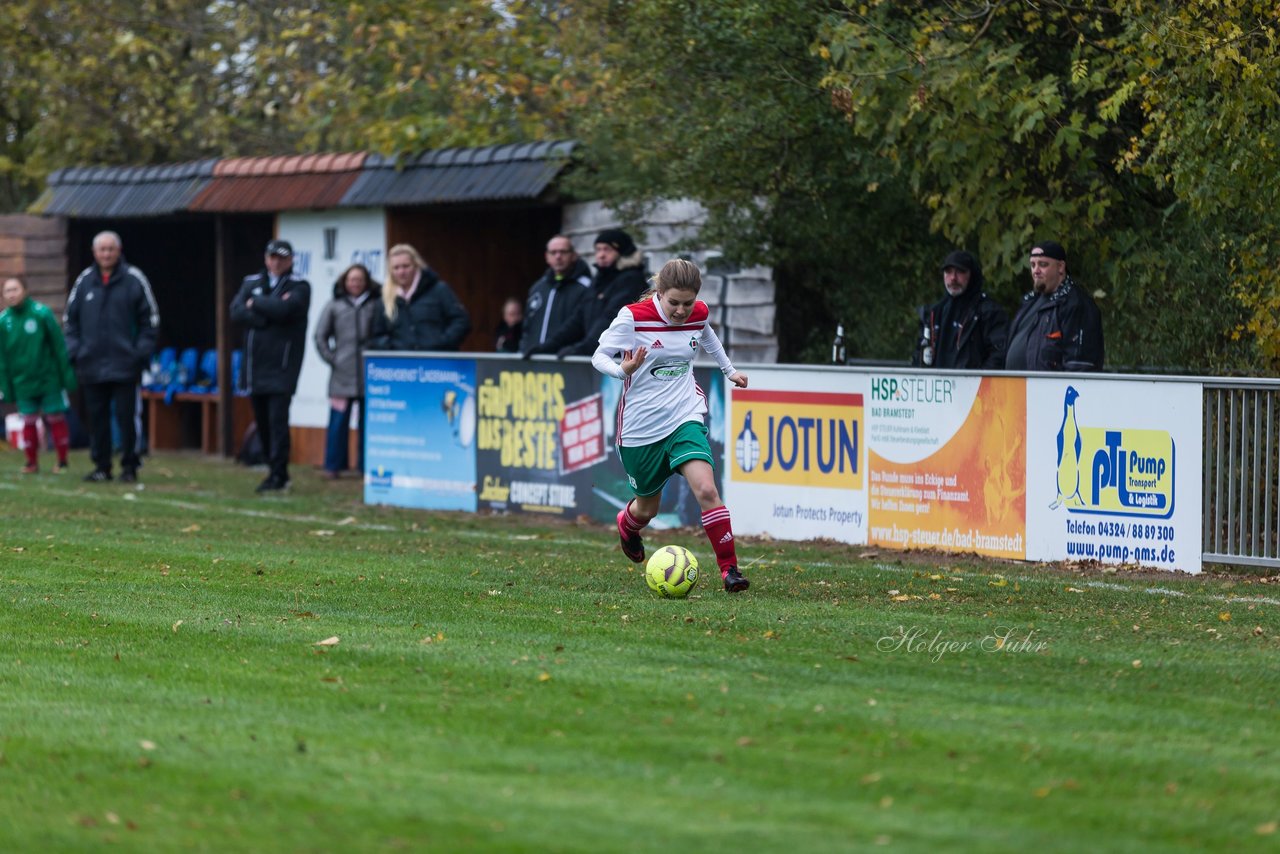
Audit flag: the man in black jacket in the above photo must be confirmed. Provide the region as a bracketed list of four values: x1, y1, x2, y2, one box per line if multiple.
[545, 228, 648, 358]
[1005, 241, 1104, 372]
[519, 234, 592, 357]
[64, 231, 160, 483]
[912, 250, 1008, 370]
[230, 239, 311, 493]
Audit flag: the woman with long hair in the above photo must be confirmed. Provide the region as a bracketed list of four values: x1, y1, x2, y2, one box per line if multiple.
[314, 264, 382, 477]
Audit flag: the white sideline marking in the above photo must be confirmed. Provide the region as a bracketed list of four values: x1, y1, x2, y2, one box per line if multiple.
[0, 481, 397, 531]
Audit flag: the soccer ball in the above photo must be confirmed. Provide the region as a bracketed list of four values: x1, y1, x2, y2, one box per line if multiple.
[645, 546, 699, 598]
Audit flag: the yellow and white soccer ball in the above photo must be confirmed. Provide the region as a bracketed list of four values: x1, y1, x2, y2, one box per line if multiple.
[645, 546, 699, 598]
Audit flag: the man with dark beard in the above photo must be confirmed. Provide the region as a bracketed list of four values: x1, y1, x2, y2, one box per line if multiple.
[913, 250, 1008, 369]
[1004, 241, 1104, 372]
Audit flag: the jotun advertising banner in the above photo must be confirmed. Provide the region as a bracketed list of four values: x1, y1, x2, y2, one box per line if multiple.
[724, 367, 867, 543]
[1024, 378, 1202, 572]
[867, 373, 1027, 559]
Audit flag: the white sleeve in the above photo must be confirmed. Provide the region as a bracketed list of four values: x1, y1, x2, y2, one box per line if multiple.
[591, 307, 635, 380]
[698, 322, 738, 378]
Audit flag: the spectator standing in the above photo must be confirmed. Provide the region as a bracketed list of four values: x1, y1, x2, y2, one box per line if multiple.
[912, 250, 1009, 369]
[1005, 241, 1104, 372]
[314, 263, 381, 479]
[519, 234, 592, 357]
[0, 277, 77, 473]
[495, 297, 524, 353]
[63, 231, 160, 483]
[369, 244, 471, 351]
[230, 239, 311, 493]
[548, 229, 648, 358]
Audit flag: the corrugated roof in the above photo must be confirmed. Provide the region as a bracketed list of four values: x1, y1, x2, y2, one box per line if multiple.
[29, 141, 575, 217]
[188, 152, 369, 212]
[340, 140, 575, 207]
[30, 160, 218, 218]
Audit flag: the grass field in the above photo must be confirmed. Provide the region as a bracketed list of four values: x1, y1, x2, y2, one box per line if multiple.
[2, 448, 1279, 852]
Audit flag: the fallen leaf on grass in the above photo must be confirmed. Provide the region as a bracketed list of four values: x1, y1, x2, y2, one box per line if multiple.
[315, 636, 340, 646]
[1219, 611, 1232, 622]
[336, 516, 358, 526]
[538, 672, 552, 682]
[1066, 587, 1085, 593]
[1257, 822, 1277, 836]
[989, 577, 1008, 588]
[420, 633, 445, 644]
[171, 620, 183, 633]
[310, 530, 335, 537]
[139, 740, 156, 751]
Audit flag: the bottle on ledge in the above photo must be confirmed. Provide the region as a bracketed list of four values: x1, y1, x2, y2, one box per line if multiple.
[832, 323, 846, 365]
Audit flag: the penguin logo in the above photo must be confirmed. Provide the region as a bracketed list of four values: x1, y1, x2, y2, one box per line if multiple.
[1051, 386, 1084, 509]
[735, 411, 761, 473]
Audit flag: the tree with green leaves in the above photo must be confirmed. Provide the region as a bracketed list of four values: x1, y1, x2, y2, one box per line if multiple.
[565, 0, 947, 362]
[818, 0, 1267, 372]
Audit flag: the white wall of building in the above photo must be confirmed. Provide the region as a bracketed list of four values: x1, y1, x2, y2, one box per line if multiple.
[561, 200, 778, 363]
[277, 209, 387, 428]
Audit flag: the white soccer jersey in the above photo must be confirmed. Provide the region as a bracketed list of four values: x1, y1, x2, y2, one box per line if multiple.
[592, 295, 738, 446]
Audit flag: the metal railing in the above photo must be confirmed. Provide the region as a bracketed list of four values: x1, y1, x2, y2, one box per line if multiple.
[1204, 380, 1280, 568]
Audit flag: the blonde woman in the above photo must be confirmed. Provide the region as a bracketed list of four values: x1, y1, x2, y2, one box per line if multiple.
[592, 258, 751, 593]
[369, 244, 471, 351]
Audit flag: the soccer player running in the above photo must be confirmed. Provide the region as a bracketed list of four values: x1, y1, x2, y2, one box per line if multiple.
[592, 258, 751, 593]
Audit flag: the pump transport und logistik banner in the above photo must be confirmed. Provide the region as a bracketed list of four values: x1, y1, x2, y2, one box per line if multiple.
[1024, 378, 1201, 571]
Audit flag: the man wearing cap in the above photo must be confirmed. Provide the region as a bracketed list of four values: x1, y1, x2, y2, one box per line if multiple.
[912, 249, 1009, 369]
[230, 239, 312, 493]
[543, 228, 648, 358]
[1004, 240, 1104, 372]
[64, 230, 160, 483]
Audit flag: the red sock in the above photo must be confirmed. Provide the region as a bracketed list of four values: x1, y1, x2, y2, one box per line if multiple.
[620, 500, 647, 536]
[48, 416, 70, 464]
[701, 505, 738, 577]
[21, 421, 39, 467]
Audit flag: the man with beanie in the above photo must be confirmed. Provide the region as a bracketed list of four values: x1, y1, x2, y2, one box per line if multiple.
[1004, 240, 1104, 372]
[230, 239, 311, 493]
[543, 228, 648, 358]
[519, 234, 593, 357]
[912, 250, 1008, 369]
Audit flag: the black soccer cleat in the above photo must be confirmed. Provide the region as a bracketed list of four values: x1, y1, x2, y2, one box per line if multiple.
[617, 508, 646, 564]
[723, 566, 750, 593]
[83, 469, 113, 483]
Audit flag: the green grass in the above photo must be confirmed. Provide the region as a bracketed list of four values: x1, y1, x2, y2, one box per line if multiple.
[1, 448, 1279, 852]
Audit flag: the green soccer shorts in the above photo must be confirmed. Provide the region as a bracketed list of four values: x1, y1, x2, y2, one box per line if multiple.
[16, 390, 68, 416]
[618, 420, 713, 497]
